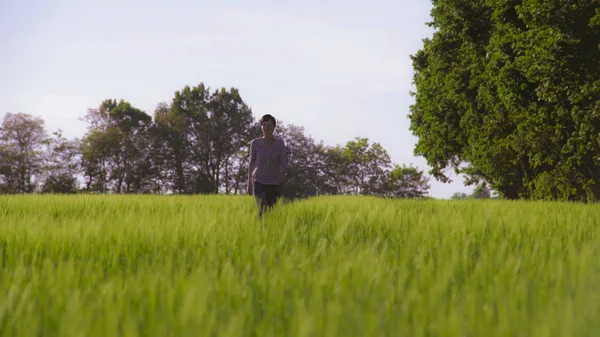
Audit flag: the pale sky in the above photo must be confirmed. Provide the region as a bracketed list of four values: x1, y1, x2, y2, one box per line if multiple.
[0, 0, 474, 198]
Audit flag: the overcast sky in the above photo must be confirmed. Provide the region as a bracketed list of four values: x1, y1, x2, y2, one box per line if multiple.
[0, 0, 474, 198]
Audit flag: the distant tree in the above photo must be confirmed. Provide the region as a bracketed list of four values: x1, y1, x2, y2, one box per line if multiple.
[145, 104, 174, 194]
[451, 192, 470, 200]
[79, 129, 110, 192]
[210, 88, 256, 194]
[41, 173, 79, 194]
[317, 144, 351, 195]
[0, 113, 48, 193]
[342, 137, 392, 195]
[155, 83, 255, 194]
[44, 130, 80, 177]
[273, 123, 321, 200]
[152, 101, 188, 194]
[381, 164, 431, 199]
[40, 130, 81, 194]
[306, 136, 431, 199]
[409, 0, 600, 202]
[471, 183, 491, 199]
[80, 99, 153, 193]
[227, 123, 262, 195]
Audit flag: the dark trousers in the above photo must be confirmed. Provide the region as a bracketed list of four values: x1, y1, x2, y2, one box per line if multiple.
[253, 181, 282, 217]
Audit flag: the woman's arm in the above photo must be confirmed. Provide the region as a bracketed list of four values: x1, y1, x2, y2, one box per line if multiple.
[248, 139, 257, 194]
[280, 139, 289, 184]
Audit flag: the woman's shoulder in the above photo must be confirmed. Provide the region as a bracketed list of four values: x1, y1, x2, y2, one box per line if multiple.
[250, 136, 285, 146]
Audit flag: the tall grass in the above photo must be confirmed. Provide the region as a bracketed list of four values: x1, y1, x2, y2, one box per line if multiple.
[1, 195, 600, 336]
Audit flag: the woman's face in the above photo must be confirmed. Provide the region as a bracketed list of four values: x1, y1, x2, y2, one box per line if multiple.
[261, 120, 275, 136]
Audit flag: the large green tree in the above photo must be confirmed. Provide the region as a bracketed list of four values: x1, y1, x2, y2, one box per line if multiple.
[409, 0, 600, 201]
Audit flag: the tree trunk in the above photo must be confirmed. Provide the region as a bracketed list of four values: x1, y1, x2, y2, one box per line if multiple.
[215, 162, 220, 194]
[175, 155, 185, 194]
[224, 156, 230, 194]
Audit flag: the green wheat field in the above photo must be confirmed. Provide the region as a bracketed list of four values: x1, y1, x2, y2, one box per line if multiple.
[1, 195, 600, 336]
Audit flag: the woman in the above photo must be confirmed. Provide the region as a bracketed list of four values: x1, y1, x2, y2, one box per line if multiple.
[247, 114, 288, 217]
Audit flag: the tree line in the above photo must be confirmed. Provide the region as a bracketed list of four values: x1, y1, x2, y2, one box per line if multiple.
[0, 83, 430, 199]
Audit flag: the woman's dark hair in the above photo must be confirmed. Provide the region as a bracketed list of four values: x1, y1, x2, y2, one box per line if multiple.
[260, 114, 276, 127]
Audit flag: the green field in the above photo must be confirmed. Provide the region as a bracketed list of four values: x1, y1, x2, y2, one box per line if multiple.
[1, 195, 600, 336]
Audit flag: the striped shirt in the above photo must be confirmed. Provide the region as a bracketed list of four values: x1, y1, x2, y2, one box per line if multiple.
[249, 136, 288, 185]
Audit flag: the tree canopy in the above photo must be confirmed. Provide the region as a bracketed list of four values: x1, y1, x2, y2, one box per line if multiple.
[409, 0, 600, 202]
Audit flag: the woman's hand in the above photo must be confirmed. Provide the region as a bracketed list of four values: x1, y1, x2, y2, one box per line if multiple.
[247, 181, 253, 196]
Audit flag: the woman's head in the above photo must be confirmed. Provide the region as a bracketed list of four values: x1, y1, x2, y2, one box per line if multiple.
[260, 114, 276, 137]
